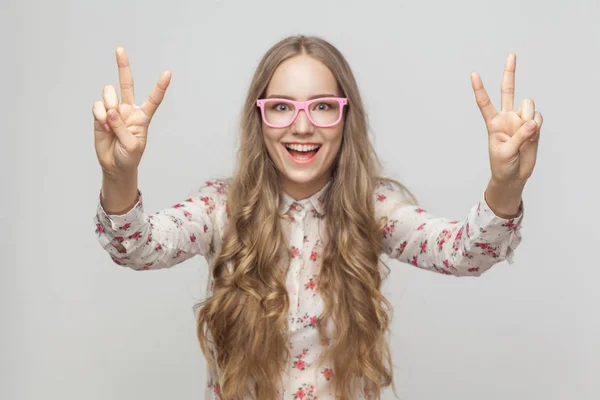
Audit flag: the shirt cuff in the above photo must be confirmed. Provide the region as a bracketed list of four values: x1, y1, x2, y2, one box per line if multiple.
[94, 189, 145, 250]
[466, 192, 524, 265]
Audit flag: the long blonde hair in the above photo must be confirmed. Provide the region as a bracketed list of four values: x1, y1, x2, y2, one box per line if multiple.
[196, 35, 411, 400]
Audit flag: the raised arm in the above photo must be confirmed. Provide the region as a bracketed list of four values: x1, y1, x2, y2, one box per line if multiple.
[91, 47, 226, 270]
[375, 181, 523, 277]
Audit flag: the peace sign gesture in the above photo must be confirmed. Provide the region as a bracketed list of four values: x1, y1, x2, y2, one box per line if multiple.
[471, 54, 543, 186]
[92, 47, 172, 178]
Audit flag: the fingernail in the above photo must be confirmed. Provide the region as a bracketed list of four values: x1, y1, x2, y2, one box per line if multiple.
[526, 120, 537, 131]
[109, 110, 118, 120]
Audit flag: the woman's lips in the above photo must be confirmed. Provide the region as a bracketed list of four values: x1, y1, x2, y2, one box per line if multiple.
[283, 144, 321, 165]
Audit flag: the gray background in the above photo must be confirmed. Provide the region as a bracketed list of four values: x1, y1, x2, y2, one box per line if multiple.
[3, 0, 599, 399]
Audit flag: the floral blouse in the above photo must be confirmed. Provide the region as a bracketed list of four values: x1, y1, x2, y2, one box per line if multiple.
[93, 178, 523, 399]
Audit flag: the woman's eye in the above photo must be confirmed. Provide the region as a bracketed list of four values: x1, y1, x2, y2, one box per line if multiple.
[315, 103, 329, 111]
[274, 103, 288, 111]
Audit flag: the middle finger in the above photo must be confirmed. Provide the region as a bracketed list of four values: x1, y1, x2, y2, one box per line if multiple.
[116, 47, 135, 105]
[501, 53, 516, 112]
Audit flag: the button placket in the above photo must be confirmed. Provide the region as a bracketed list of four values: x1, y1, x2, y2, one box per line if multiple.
[288, 204, 306, 330]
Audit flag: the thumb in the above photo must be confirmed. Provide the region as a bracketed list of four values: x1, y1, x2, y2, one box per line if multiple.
[507, 120, 537, 155]
[106, 109, 138, 152]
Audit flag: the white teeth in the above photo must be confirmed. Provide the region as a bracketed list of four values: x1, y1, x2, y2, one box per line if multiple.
[285, 144, 320, 152]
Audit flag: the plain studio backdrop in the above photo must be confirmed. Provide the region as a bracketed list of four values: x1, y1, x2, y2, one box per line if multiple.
[2, 0, 599, 399]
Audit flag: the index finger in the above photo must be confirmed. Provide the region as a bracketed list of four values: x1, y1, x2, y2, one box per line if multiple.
[471, 72, 497, 123]
[141, 70, 172, 119]
[116, 47, 135, 105]
[501, 53, 516, 111]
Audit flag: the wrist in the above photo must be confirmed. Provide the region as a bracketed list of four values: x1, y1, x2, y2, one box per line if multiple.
[485, 178, 525, 219]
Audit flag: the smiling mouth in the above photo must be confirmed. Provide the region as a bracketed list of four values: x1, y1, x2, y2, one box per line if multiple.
[284, 143, 321, 161]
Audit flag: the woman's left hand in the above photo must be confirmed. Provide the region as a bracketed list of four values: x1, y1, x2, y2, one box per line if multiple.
[471, 53, 544, 186]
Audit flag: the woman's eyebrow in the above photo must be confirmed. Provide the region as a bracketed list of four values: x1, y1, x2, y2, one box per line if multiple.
[265, 93, 339, 100]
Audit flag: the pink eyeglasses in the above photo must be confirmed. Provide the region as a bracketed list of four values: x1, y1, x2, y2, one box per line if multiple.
[256, 97, 348, 128]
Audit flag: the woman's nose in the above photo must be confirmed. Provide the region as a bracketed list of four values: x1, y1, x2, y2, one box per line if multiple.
[291, 110, 314, 135]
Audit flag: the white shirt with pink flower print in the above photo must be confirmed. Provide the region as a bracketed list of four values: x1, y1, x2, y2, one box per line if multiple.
[94, 178, 523, 399]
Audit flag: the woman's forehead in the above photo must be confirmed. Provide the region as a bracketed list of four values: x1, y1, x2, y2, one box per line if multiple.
[266, 55, 340, 100]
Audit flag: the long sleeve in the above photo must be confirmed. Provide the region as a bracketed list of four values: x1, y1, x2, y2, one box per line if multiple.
[374, 181, 523, 277]
[93, 179, 229, 271]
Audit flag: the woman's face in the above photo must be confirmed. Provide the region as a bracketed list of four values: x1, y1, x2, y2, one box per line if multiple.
[262, 54, 344, 200]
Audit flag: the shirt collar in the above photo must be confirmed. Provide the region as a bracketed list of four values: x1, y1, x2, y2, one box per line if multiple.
[279, 181, 330, 216]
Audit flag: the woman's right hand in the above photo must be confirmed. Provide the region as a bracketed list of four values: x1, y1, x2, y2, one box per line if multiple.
[92, 47, 171, 179]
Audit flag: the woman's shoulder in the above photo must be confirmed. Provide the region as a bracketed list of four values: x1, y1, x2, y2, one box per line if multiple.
[193, 178, 231, 205]
[374, 177, 417, 206]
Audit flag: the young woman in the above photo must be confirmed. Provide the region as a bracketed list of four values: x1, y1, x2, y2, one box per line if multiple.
[92, 35, 542, 400]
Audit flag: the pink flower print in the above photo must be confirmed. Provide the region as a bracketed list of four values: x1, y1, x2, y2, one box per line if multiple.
[141, 265, 150, 270]
[433, 264, 451, 275]
[169, 216, 183, 228]
[377, 194, 387, 202]
[292, 349, 309, 370]
[155, 243, 162, 251]
[182, 210, 192, 220]
[417, 223, 426, 231]
[465, 222, 471, 237]
[310, 251, 318, 261]
[290, 202, 298, 211]
[208, 378, 221, 396]
[448, 220, 459, 224]
[173, 203, 184, 209]
[129, 231, 142, 241]
[115, 236, 124, 243]
[468, 267, 480, 273]
[475, 242, 499, 258]
[305, 277, 318, 292]
[420, 240, 428, 254]
[120, 222, 131, 231]
[293, 384, 316, 399]
[203, 224, 208, 233]
[415, 208, 426, 214]
[452, 227, 464, 252]
[389, 240, 407, 258]
[95, 223, 104, 235]
[462, 251, 474, 259]
[411, 256, 418, 266]
[443, 259, 457, 271]
[145, 232, 152, 244]
[184, 197, 194, 203]
[503, 220, 518, 230]
[382, 219, 398, 239]
[294, 359, 306, 370]
[190, 233, 196, 243]
[200, 196, 216, 214]
[303, 235, 309, 244]
[298, 313, 318, 328]
[290, 246, 300, 258]
[322, 367, 333, 381]
[437, 229, 452, 250]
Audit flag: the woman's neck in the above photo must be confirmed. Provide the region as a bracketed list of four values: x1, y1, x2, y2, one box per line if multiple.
[282, 175, 329, 201]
